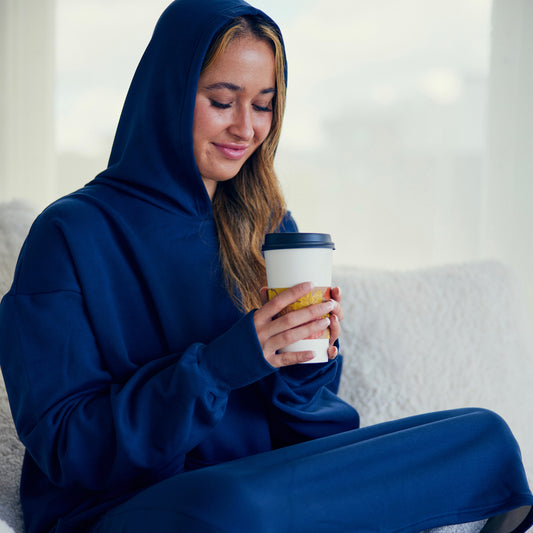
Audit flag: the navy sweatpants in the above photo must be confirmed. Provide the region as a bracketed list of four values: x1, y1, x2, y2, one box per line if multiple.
[90, 408, 533, 533]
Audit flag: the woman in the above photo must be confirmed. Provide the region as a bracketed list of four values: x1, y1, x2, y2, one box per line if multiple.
[0, 1, 531, 532]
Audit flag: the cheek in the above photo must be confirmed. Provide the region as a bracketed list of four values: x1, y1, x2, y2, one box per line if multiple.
[192, 105, 204, 153]
[256, 115, 274, 144]
[193, 101, 225, 143]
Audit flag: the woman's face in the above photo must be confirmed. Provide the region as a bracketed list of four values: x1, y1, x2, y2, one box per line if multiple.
[193, 35, 276, 199]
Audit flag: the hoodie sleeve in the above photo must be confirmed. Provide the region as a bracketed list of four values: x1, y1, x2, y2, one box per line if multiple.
[0, 292, 273, 492]
[0, 215, 275, 492]
[259, 357, 360, 449]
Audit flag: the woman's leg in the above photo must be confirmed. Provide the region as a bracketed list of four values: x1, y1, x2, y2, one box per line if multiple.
[90, 408, 533, 533]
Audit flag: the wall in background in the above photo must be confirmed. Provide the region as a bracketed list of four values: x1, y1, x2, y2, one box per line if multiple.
[1, 0, 532, 327]
[482, 0, 533, 329]
[0, 0, 56, 208]
[269, 0, 491, 270]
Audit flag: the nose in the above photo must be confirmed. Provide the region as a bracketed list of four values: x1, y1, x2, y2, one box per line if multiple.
[228, 105, 254, 140]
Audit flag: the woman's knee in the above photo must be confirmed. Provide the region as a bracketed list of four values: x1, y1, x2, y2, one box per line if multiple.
[465, 408, 525, 473]
[467, 408, 514, 441]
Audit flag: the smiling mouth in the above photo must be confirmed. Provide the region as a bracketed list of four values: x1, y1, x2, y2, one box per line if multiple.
[213, 143, 249, 160]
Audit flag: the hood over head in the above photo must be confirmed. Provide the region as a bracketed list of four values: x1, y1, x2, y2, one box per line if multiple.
[92, 0, 285, 217]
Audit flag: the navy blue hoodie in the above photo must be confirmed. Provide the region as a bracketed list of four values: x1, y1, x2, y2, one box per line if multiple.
[0, 1, 359, 531]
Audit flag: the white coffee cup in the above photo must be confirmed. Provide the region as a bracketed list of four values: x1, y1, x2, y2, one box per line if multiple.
[262, 233, 335, 363]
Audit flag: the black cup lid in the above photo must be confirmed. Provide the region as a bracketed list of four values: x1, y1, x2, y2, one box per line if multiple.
[262, 232, 335, 251]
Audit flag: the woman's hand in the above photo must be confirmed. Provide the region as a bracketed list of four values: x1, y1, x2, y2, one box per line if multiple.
[253, 282, 343, 368]
[328, 286, 343, 360]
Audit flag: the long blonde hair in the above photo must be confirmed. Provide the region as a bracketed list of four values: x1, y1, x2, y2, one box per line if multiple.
[202, 16, 287, 312]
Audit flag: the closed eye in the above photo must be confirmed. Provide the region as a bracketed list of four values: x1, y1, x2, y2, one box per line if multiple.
[210, 100, 231, 110]
[209, 99, 272, 113]
[253, 104, 273, 112]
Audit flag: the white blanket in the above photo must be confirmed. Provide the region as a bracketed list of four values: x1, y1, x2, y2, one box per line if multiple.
[0, 519, 15, 533]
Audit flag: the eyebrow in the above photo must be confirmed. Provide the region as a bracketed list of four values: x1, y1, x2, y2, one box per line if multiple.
[204, 82, 275, 94]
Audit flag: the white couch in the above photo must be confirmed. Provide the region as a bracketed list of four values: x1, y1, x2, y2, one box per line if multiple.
[1, 200, 532, 533]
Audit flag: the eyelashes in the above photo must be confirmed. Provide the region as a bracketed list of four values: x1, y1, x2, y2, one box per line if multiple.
[210, 100, 231, 110]
[254, 104, 273, 113]
[209, 99, 272, 112]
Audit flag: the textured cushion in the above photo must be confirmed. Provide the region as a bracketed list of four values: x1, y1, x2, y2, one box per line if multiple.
[0, 200, 37, 533]
[335, 262, 533, 482]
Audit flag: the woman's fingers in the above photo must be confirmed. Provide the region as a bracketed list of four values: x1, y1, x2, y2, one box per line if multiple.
[268, 299, 334, 338]
[256, 283, 332, 342]
[331, 286, 342, 301]
[329, 312, 341, 345]
[255, 282, 312, 324]
[330, 286, 344, 322]
[254, 282, 344, 368]
[265, 315, 331, 355]
[327, 286, 343, 349]
[259, 287, 269, 306]
[270, 350, 316, 367]
[328, 344, 338, 360]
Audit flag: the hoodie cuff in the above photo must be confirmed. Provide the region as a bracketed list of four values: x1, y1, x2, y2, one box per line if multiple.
[200, 311, 276, 390]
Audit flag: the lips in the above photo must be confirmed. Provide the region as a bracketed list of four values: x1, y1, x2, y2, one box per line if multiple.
[213, 143, 249, 160]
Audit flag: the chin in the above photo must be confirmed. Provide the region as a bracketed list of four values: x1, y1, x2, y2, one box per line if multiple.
[200, 159, 250, 188]
[215, 165, 246, 182]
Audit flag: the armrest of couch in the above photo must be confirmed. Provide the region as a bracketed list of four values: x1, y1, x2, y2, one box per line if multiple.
[0, 200, 38, 533]
[0, 378, 23, 533]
